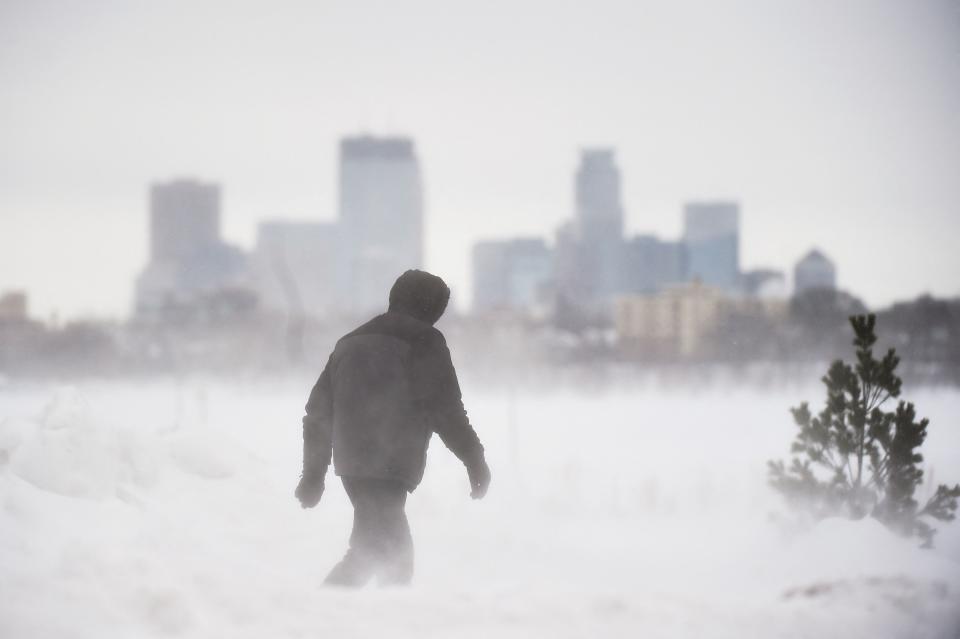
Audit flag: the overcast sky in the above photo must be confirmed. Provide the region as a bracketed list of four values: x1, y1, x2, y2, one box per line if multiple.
[1, 0, 958, 319]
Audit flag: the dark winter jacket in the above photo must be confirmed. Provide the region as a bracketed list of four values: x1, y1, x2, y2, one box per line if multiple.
[301, 274, 484, 491]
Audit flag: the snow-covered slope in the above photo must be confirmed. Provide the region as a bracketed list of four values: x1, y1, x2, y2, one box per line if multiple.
[1, 380, 958, 638]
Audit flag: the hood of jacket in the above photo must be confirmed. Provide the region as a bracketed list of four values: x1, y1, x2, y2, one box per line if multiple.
[388, 269, 450, 325]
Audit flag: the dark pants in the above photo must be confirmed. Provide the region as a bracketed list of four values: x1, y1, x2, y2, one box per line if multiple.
[324, 477, 414, 587]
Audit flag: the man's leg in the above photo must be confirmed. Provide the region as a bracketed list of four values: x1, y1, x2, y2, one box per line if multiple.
[323, 478, 379, 587]
[372, 482, 414, 586]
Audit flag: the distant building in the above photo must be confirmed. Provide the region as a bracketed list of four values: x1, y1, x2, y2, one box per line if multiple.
[472, 238, 553, 313]
[740, 268, 787, 298]
[0, 291, 28, 322]
[553, 220, 586, 304]
[576, 149, 624, 245]
[683, 201, 740, 291]
[573, 149, 624, 303]
[253, 221, 342, 319]
[615, 282, 725, 356]
[339, 136, 423, 314]
[135, 178, 251, 318]
[149, 179, 221, 262]
[620, 235, 687, 294]
[794, 249, 836, 294]
[616, 281, 787, 357]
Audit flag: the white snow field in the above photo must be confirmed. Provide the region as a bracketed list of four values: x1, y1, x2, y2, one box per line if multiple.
[1, 378, 959, 638]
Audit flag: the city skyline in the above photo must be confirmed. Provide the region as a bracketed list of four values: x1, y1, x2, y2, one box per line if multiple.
[132, 142, 831, 324]
[0, 135, 948, 320]
[2, 0, 958, 319]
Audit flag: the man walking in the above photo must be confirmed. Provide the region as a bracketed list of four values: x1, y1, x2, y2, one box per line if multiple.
[294, 269, 491, 586]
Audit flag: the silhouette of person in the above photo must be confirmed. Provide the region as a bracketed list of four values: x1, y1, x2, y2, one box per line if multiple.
[295, 269, 491, 586]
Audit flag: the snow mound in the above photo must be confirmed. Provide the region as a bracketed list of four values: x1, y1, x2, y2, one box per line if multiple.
[168, 428, 236, 479]
[0, 386, 239, 501]
[779, 516, 948, 584]
[802, 516, 906, 555]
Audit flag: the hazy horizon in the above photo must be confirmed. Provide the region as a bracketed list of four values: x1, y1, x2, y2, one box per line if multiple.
[2, 0, 959, 320]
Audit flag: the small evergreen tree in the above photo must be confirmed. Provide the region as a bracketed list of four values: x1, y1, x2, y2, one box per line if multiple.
[768, 314, 960, 547]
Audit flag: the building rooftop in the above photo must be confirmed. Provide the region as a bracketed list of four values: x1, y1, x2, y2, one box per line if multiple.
[797, 248, 834, 266]
[340, 135, 415, 160]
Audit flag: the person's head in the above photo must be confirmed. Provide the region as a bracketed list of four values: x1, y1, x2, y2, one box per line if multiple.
[388, 269, 450, 325]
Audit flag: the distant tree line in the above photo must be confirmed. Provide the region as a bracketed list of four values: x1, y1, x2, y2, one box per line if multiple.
[699, 291, 960, 384]
[1, 291, 958, 381]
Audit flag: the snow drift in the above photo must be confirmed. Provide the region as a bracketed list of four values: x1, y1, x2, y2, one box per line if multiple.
[1, 381, 958, 638]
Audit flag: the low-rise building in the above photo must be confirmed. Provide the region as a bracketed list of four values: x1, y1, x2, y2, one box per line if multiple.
[0, 291, 28, 322]
[615, 282, 725, 356]
[616, 282, 788, 357]
[794, 249, 837, 294]
[472, 238, 553, 315]
[740, 268, 787, 298]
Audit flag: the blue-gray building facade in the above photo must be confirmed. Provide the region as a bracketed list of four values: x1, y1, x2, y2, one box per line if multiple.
[472, 238, 553, 313]
[682, 201, 740, 291]
[339, 136, 424, 315]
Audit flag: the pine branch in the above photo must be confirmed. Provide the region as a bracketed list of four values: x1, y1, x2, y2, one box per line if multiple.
[919, 484, 960, 523]
[874, 391, 892, 412]
[843, 456, 855, 486]
[871, 456, 890, 486]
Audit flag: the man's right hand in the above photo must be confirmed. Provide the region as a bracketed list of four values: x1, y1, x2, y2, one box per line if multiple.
[467, 457, 491, 500]
[295, 473, 324, 508]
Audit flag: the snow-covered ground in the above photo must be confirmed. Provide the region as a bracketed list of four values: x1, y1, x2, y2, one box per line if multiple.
[1, 377, 959, 638]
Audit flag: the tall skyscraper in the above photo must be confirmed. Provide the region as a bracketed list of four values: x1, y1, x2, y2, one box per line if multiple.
[572, 149, 624, 303]
[682, 201, 740, 290]
[135, 178, 249, 317]
[794, 249, 837, 294]
[149, 179, 221, 261]
[339, 136, 424, 314]
[576, 149, 624, 242]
